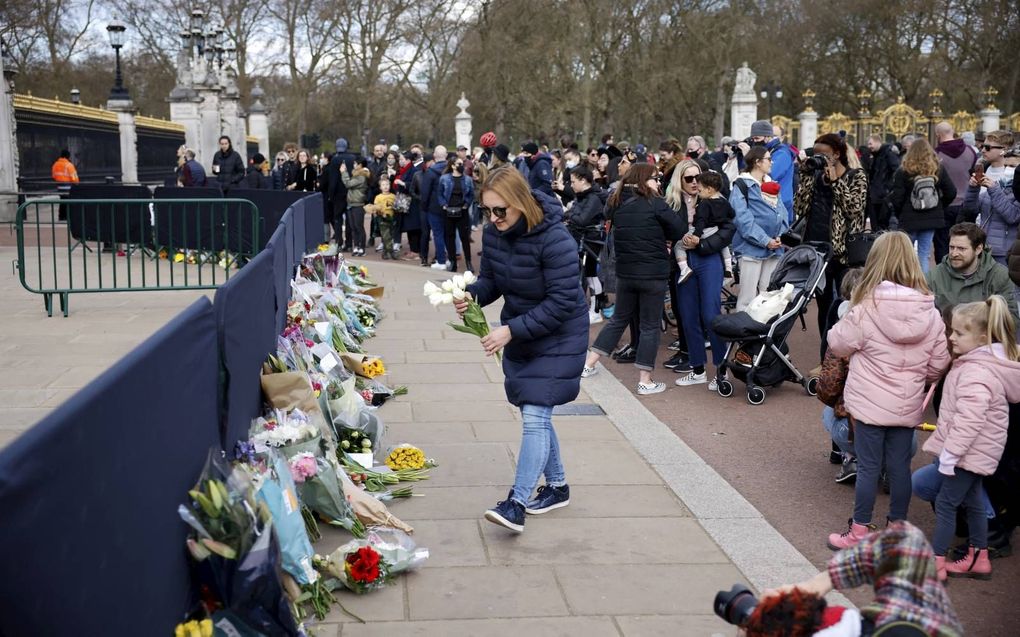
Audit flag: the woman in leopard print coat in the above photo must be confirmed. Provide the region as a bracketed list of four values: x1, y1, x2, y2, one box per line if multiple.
[793, 132, 868, 360]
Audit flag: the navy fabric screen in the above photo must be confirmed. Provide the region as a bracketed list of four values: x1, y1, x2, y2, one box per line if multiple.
[282, 209, 296, 269]
[303, 193, 325, 251]
[289, 197, 307, 260]
[214, 244, 279, 449]
[266, 225, 291, 335]
[0, 298, 221, 636]
[230, 189, 308, 249]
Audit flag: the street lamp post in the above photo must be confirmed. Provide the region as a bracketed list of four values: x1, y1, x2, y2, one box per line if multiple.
[106, 20, 129, 101]
[70, 88, 81, 105]
[759, 81, 783, 120]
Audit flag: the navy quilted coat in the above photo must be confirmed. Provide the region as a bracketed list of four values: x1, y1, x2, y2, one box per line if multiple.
[468, 190, 588, 406]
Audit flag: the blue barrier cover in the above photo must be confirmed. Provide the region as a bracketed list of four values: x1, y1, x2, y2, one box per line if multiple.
[266, 225, 291, 335]
[303, 193, 325, 251]
[214, 243, 279, 449]
[0, 298, 221, 635]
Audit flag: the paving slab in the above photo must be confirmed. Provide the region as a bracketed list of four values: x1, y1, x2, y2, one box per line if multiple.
[471, 417, 624, 442]
[339, 616, 621, 637]
[421, 442, 516, 487]
[412, 401, 518, 423]
[408, 519, 489, 568]
[406, 566, 568, 620]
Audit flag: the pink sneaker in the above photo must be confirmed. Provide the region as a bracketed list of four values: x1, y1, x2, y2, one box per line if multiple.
[827, 518, 873, 550]
[946, 547, 992, 580]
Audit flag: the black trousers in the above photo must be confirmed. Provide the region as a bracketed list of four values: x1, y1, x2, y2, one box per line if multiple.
[593, 277, 667, 370]
[817, 261, 848, 361]
[346, 206, 366, 249]
[419, 209, 431, 261]
[933, 205, 961, 265]
[444, 211, 472, 272]
[331, 200, 348, 246]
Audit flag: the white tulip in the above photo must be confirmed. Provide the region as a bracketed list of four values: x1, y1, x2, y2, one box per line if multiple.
[441, 280, 455, 292]
[441, 292, 454, 304]
[423, 281, 441, 296]
[462, 271, 477, 285]
[452, 274, 466, 290]
[452, 287, 466, 301]
[429, 292, 445, 306]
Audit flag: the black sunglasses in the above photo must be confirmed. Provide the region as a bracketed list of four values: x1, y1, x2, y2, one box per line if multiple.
[479, 205, 509, 219]
[682, 175, 698, 184]
[982, 144, 1004, 151]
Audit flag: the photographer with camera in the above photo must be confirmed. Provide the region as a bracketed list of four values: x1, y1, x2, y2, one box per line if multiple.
[792, 133, 868, 361]
[716, 521, 962, 637]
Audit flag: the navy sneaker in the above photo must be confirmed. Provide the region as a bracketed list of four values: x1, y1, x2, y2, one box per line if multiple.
[525, 484, 570, 515]
[484, 491, 525, 532]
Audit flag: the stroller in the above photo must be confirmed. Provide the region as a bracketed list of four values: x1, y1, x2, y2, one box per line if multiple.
[710, 242, 832, 405]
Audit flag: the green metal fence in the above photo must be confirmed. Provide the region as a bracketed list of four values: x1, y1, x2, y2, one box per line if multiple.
[14, 197, 260, 316]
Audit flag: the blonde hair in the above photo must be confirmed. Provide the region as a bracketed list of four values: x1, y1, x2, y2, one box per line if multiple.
[952, 296, 1020, 361]
[846, 148, 862, 170]
[665, 159, 701, 211]
[481, 166, 545, 230]
[851, 231, 930, 306]
[902, 137, 939, 178]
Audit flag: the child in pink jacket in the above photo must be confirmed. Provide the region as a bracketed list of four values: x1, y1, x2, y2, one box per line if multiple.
[924, 295, 1020, 581]
[826, 232, 951, 550]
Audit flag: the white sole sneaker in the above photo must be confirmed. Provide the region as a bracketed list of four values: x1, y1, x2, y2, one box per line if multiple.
[483, 510, 524, 533]
[588, 311, 603, 324]
[674, 372, 707, 386]
[637, 382, 666, 395]
[581, 365, 598, 378]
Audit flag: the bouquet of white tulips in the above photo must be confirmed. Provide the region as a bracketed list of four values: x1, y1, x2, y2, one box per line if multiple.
[423, 272, 501, 362]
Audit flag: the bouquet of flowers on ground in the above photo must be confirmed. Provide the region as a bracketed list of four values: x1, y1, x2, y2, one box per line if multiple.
[385, 444, 435, 471]
[423, 272, 500, 361]
[179, 449, 302, 636]
[315, 527, 429, 594]
[250, 410, 323, 458]
[295, 455, 366, 538]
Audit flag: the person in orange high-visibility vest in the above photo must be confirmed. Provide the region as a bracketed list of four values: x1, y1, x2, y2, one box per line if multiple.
[51, 149, 79, 183]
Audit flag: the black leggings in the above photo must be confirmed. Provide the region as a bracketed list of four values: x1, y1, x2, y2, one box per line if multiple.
[346, 206, 366, 249]
[444, 212, 472, 271]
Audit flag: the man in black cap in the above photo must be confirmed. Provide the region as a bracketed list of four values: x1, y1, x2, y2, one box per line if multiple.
[492, 144, 510, 166]
[455, 144, 474, 178]
[516, 141, 554, 196]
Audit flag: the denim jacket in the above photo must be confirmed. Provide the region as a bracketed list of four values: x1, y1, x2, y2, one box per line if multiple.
[438, 173, 475, 209]
[729, 175, 790, 259]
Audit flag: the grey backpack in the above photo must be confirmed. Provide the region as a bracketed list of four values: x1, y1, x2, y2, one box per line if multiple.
[910, 175, 939, 211]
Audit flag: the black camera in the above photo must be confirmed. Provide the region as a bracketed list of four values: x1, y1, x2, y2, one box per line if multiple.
[714, 584, 758, 626]
[802, 154, 829, 172]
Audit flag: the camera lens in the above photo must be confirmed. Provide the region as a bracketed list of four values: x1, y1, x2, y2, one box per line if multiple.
[713, 584, 758, 626]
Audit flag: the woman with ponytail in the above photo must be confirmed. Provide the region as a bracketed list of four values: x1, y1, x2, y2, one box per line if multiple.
[918, 295, 1020, 581]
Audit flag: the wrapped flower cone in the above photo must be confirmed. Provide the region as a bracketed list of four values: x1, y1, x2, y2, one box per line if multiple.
[338, 470, 414, 534]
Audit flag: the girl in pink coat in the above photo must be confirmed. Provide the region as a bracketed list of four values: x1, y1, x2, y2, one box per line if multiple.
[924, 295, 1020, 581]
[826, 232, 951, 550]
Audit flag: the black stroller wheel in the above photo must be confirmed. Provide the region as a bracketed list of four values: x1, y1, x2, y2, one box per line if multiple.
[747, 387, 766, 405]
[717, 380, 734, 398]
[806, 377, 819, 396]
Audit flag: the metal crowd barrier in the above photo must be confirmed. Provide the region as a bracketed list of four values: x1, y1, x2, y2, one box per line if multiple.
[14, 198, 261, 316]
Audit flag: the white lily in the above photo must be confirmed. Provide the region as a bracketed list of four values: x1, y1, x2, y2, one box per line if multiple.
[441, 292, 455, 304]
[441, 279, 455, 292]
[423, 280, 441, 296]
[452, 287, 466, 301]
[452, 274, 466, 290]
[429, 292, 445, 306]
[462, 271, 477, 285]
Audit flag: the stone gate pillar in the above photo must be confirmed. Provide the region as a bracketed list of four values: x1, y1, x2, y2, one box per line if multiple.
[798, 90, 818, 150]
[979, 87, 1001, 134]
[730, 63, 758, 139]
[247, 84, 270, 158]
[107, 98, 138, 184]
[454, 93, 472, 150]
[0, 44, 19, 222]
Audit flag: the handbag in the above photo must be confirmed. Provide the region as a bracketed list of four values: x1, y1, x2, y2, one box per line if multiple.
[781, 214, 806, 247]
[444, 205, 465, 218]
[846, 231, 880, 267]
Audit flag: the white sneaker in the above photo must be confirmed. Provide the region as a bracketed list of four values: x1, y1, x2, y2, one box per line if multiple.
[375, 243, 384, 252]
[394, 242, 402, 250]
[677, 262, 693, 284]
[588, 311, 603, 324]
[708, 375, 728, 392]
[674, 371, 707, 386]
[581, 365, 598, 378]
[637, 381, 666, 395]
[430, 261, 449, 270]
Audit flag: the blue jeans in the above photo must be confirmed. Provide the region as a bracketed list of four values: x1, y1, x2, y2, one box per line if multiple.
[853, 422, 914, 524]
[511, 404, 566, 505]
[912, 460, 995, 518]
[823, 407, 855, 456]
[908, 229, 935, 274]
[428, 213, 447, 262]
[678, 251, 725, 368]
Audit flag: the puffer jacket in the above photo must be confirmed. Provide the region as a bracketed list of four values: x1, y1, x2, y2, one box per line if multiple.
[828, 281, 951, 426]
[608, 188, 688, 280]
[923, 345, 1020, 475]
[467, 190, 588, 407]
[342, 167, 371, 206]
[961, 181, 1020, 258]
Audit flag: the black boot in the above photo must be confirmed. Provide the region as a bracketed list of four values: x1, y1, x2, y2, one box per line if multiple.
[465, 262, 475, 273]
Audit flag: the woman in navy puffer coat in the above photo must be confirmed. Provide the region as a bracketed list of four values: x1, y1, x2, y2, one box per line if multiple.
[460, 167, 587, 533]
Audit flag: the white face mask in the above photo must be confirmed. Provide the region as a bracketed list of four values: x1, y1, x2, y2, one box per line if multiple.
[566, 160, 578, 169]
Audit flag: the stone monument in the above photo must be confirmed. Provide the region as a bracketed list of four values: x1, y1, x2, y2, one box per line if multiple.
[0, 39, 19, 222]
[730, 63, 758, 140]
[454, 92, 472, 151]
[798, 90, 818, 151]
[247, 84, 270, 159]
